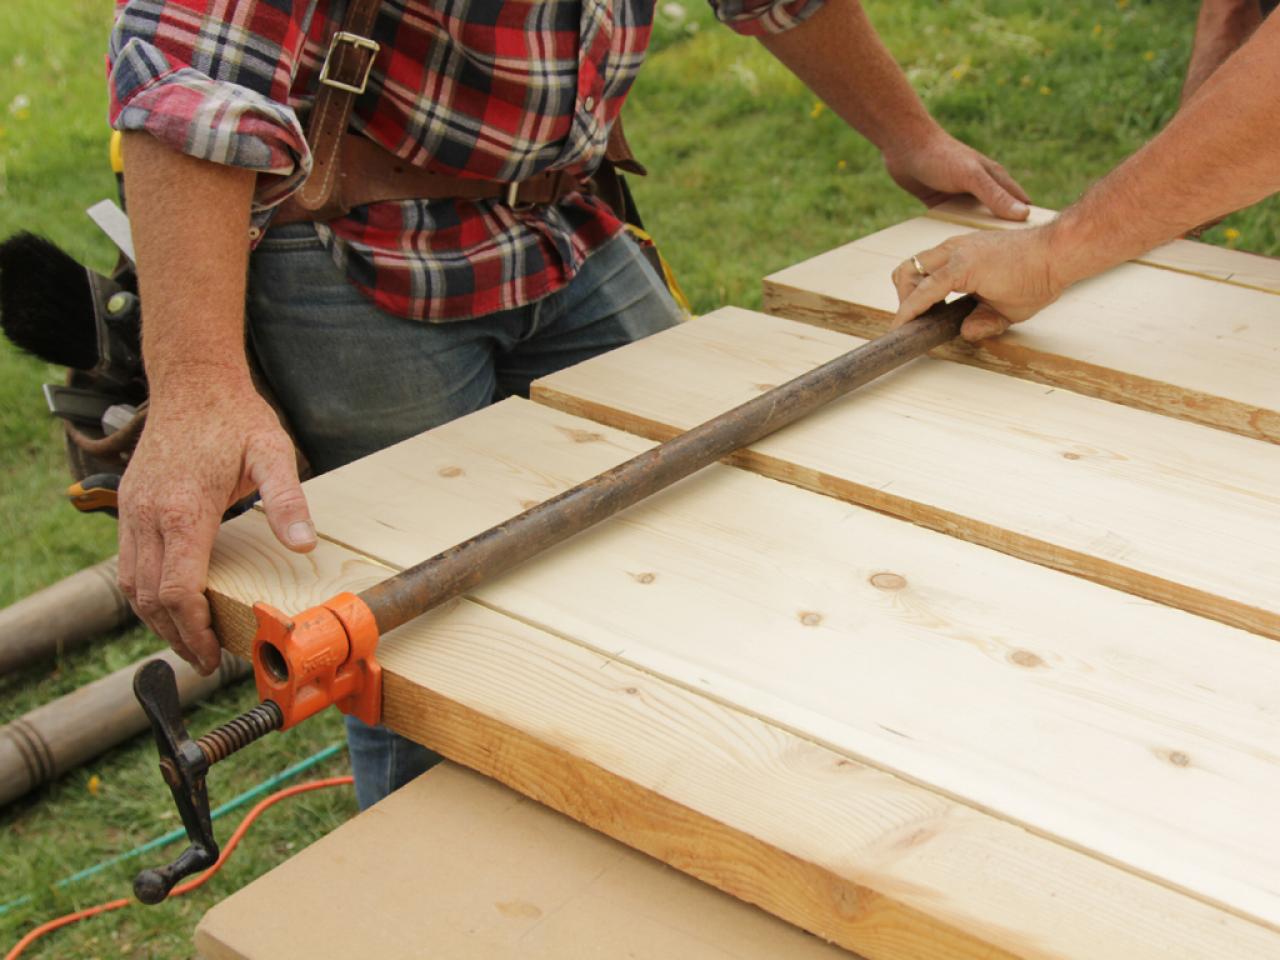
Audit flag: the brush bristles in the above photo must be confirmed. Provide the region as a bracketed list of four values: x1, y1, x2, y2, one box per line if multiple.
[0, 232, 99, 369]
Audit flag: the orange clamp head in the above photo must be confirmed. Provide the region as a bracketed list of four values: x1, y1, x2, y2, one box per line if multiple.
[251, 592, 383, 730]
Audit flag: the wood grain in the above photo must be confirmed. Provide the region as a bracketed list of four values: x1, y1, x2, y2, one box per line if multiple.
[927, 197, 1280, 295]
[531, 307, 1280, 641]
[762, 217, 1280, 443]
[206, 510, 1280, 959]
[273, 398, 1280, 930]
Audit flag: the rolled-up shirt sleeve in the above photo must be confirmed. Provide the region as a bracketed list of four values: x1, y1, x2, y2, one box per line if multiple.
[108, 0, 316, 210]
[708, 0, 826, 36]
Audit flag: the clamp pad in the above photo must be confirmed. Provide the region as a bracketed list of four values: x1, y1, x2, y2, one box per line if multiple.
[251, 592, 382, 729]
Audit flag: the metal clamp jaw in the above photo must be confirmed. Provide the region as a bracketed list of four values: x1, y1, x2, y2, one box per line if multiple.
[252, 592, 382, 730]
[132, 592, 381, 903]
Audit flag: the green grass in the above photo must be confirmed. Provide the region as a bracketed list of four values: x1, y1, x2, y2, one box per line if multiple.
[2, 0, 1275, 955]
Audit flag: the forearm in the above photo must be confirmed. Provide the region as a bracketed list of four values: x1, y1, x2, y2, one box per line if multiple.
[758, 0, 936, 155]
[1182, 0, 1261, 103]
[121, 132, 257, 401]
[1050, 14, 1280, 286]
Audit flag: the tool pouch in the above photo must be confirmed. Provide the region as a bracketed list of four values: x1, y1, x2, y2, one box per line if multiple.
[59, 265, 147, 481]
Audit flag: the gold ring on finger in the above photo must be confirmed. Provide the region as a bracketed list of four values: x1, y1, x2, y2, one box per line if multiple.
[911, 254, 927, 277]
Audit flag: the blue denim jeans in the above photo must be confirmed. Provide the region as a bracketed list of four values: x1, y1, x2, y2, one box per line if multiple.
[246, 226, 681, 809]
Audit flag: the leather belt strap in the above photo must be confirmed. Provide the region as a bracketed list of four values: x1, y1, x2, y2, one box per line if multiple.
[279, 0, 644, 225]
[275, 135, 592, 224]
[293, 0, 383, 219]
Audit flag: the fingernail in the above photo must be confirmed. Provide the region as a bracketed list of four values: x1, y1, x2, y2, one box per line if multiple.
[1012, 201, 1030, 217]
[287, 520, 316, 546]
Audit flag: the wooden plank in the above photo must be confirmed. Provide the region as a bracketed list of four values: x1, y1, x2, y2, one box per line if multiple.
[196, 763, 857, 960]
[530, 307, 1280, 641]
[762, 217, 1280, 443]
[206, 511, 1280, 959]
[926, 197, 1280, 295]
[277, 398, 1280, 930]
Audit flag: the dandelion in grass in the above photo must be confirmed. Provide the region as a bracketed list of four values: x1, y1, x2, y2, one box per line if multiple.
[1142, 50, 1155, 62]
[1224, 227, 1241, 247]
[836, 159, 847, 171]
[88, 774, 101, 796]
[810, 101, 825, 119]
[1039, 85, 1052, 96]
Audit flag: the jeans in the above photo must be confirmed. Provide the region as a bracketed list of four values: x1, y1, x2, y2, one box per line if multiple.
[246, 226, 681, 810]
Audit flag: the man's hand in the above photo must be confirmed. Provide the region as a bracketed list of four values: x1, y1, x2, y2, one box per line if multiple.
[758, 0, 1031, 222]
[117, 379, 315, 674]
[883, 130, 1031, 223]
[890, 227, 1064, 341]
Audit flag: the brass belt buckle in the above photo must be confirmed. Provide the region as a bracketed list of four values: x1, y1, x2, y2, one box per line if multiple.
[320, 31, 381, 95]
[504, 181, 534, 212]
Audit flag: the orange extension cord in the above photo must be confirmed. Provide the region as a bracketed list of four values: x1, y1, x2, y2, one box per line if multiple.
[5, 776, 352, 960]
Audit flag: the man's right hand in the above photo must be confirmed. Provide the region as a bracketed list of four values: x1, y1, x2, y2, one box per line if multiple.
[117, 378, 316, 675]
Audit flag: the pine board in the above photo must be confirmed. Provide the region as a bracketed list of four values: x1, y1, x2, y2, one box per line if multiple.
[530, 307, 1280, 641]
[206, 508, 1280, 960]
[256, 397, 1280, 933]
[196, 763, 857, 960]
[762, 217, 1280, 443]
[926, 197, 1280, 295]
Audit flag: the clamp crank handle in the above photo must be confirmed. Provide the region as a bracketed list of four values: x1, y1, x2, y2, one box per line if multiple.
[131, 658, 282, 904]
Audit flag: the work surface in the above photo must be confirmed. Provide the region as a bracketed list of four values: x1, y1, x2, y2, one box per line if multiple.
[206, 208, 1280, 959]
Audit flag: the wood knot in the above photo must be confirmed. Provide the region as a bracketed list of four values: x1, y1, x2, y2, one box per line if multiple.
[798, 611, 823, 627]
[495, 900, 543, 920]
[869, 572, 907, 591]
[754, 383, 778, 393]
[437, 465, 464, 478]
[1168, 750, 1190, 768]
[624, 686, 639, 696]
[1062, 452, 1081, 461]
[629, 572, 657, 585]
[519, 499, 540, 510]
[557, 426, 604, 444]
[1009, 649, 1045, 669]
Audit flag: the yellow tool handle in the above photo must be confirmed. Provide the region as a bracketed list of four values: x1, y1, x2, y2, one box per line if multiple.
[68, 473, 121, 515]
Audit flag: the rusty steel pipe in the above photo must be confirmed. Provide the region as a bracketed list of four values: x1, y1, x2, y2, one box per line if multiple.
[358, 297, 976, 635]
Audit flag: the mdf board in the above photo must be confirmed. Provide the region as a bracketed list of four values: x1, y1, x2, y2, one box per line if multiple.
[530, 307, 1280, 640]
[762, 216, 1280, 443]
[203, 399, 1280, 958]
[926, 197, 1280, 295]
[196, 762, 856, 960]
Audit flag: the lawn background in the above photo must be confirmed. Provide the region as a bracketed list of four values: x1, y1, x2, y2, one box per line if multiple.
[3, 0, 1277, 956]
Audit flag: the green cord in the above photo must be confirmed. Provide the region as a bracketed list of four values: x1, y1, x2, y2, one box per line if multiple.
[0, 742, 346, 917]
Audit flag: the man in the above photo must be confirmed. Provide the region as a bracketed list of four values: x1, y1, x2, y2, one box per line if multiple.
[109, 0, 1030, 808]
[893, 4, 1280, 340]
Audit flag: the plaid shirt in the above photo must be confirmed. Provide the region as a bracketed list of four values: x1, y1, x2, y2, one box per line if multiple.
[109, 0, 823, 321]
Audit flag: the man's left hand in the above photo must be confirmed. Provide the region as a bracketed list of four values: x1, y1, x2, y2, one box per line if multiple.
[884, 130, 1032, 222]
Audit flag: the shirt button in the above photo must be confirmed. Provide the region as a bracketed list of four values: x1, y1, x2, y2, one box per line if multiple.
[584, 95, 597, 111]
[248, 226, 262, 241]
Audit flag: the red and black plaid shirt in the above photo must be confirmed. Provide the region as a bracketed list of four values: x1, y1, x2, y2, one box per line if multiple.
[109, 0, 822, 321]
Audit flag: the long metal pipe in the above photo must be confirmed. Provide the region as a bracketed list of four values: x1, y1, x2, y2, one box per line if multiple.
[358, 297, 975, 635]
